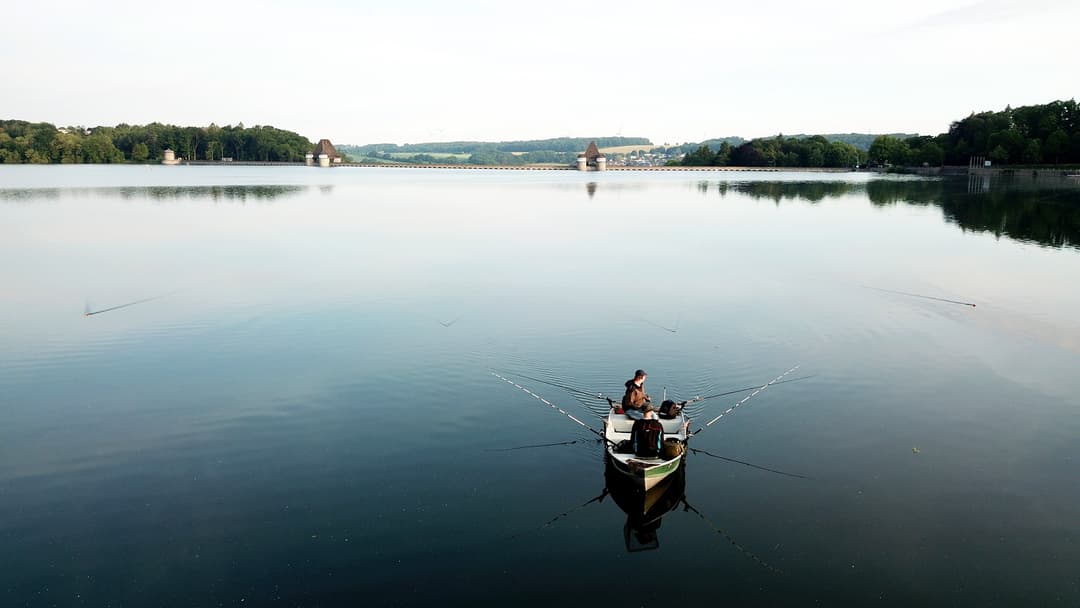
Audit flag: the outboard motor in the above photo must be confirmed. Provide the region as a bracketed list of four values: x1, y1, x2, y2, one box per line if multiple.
[658, 399, 683, 419]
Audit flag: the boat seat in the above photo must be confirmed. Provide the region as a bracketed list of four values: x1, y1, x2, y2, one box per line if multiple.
[610, 416, 636, 433]
[610, 414, 686, 436]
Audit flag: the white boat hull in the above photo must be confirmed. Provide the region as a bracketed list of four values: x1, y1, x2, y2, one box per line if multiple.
[604, 409, 689, 491]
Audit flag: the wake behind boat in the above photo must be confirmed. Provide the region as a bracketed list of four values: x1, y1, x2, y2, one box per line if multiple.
[604, 406, 689, 491]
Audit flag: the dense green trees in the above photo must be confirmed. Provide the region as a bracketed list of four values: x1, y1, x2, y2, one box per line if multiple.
[866, 100, 1080, 167]
[676, 100, 1078, 168]
[0, 120, 314, 164]
[677, 135, 864, 168]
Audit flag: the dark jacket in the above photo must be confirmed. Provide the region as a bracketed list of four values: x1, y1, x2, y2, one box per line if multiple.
[621, 379, 650, 410]
[631, 418, 665, 457]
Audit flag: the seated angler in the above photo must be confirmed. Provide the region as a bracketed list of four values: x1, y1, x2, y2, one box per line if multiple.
[620, 369, 651, 420]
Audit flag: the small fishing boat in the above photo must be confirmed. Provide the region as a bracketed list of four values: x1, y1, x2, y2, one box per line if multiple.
[603, 407, 689, 491]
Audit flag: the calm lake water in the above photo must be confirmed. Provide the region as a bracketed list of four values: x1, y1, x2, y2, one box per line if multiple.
[1, 165, 1079, 607]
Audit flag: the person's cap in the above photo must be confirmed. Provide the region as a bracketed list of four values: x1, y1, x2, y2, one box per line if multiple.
[634, 369, 647, 377]
[642, 403, 654, 413]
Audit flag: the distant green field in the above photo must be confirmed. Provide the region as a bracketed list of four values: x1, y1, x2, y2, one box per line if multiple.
[387, 152, 470, 160]
[600, 144, 659, 154]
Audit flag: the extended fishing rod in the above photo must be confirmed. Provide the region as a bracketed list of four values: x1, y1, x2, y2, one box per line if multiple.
[682, 375, 816, 406]
[494, 369, 616, 403]
[689, 365, 801, 436]
[491, 372, 618, 447]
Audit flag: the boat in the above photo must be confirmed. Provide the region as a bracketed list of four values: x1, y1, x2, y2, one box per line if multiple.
[603, 406, 689, 491]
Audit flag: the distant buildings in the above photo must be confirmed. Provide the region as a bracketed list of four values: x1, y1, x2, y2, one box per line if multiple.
[161, 149, 181, 165]
[576, 141, 607, 171]
[308, 139, 343, 167]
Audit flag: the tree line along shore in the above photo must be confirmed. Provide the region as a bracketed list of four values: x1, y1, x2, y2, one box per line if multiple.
[2, 100, 1077, 168]
[674, 100, 1080, 168]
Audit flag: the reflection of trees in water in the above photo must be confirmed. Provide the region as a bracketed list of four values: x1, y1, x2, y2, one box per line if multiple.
[866, 179, 1080, 250]
[731, 181, 859, 203]
[0, 185, 311, 203]
[125, 185, 309, 201]
[711, 178, 1080, 250]
[0, 188, 63, 202]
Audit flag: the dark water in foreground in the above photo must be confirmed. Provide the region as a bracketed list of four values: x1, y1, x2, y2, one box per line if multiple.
[1, 166, 1079, 607]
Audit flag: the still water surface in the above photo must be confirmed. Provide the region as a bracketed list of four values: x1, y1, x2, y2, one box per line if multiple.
[1, 166, 1078, 606]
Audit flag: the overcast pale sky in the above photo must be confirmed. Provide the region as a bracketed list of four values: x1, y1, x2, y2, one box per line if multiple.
[5, 0, 1077, 145]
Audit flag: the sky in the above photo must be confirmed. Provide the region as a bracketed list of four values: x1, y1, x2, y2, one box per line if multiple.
[5, 0, 1078, 145]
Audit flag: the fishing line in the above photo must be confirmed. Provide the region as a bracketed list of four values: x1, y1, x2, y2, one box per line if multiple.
[84, 291, 178, 317]
[689, 448, 810, 479]
[484, 440, 579, 452]
[690, 365, 801, 436]
[862, 285, 976, 308]
[637, 316, 679, 333]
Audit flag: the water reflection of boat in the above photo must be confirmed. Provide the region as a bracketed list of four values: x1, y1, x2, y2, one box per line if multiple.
[605, 457, 686, 552]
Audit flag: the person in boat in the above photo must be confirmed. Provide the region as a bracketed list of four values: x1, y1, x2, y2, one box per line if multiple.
[630, 404, 665, 458]
[620, 369, 651, 420]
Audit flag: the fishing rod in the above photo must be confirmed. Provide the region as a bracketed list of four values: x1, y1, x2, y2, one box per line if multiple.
[682, 375, 816, 406]
[862, 285, 976, 308]
[494, 369, 615, 403]
[690, 365, 801, 436]
[689, 447, 810, 479]
[491, 372, 617, 446]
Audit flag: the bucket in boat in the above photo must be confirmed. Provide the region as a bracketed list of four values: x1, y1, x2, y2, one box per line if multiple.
[662, 439, 685, 460]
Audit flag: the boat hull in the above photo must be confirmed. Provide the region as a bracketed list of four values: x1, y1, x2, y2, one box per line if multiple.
[606, 451, 685, 491]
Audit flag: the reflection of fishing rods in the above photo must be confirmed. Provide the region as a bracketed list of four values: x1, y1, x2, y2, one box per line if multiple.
[863, 285, 976, 308]
[681, 498, 783, 574]
[690, 448, 809, 479]
[84, 292, 176, 317]
[491, 372, 616, 446]
[690, 365, 801, 436]
[504, 488, 610, 541]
